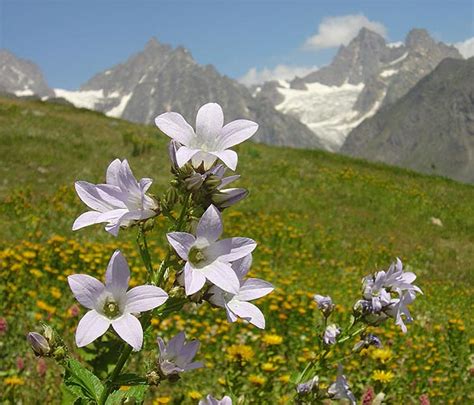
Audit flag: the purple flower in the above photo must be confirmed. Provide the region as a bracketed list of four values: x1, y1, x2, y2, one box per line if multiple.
[73, 159, 158, 236]
[208, 255, 274, 329]
[155, 102, 258, 170]
[386, 290, 417, 333]
[199, 395, 232, 405]
[167, 205, 256, 295]
[323, 324, 341, 345]
[157, 332, 203, 376]
[327, 365, 356, 405]
[68, 250, 168, 351]
[296, 376, 319, 395]
[353, 333, 382, 352]
[314, 294, 335, 317]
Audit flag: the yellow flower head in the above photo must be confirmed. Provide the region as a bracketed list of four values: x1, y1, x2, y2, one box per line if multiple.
[187, 391, 202, 400]
[4, 376, 25, 386]
[226, 344, 255, 362]
[372, 370, 395, 383]
[248, 374, 266, 386]
[262, 334, 283, 345]
[370, 348, 392, 363]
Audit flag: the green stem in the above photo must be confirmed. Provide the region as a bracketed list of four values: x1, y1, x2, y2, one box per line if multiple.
[98, 194, 192, 404]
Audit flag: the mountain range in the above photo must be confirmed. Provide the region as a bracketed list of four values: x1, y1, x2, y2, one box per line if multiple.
[256, 28, 462, 151]
[0, 28, 472, 183]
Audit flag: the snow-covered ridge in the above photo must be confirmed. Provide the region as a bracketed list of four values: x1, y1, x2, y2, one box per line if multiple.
[276, 82, 365, 151]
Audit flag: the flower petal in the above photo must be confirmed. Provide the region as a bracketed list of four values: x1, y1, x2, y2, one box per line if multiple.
[116, 160, 141, 195]
[167, 232, 196, 260]
[179, 340, 200, 364]
[106, 159, 122, 186]
[231, 255, 252, 280]
[72, 211, 102, 231]
[68, 274, 104, 309]
[75, 181, 114, 212]
[224, 304, 238, 323]
[237, 278, 274, 301]
[176, 146, 200, 168]
[167, 331, 186, 356]
[105, 250, 130, 294]
[203, 261, 239, 294]
[126, 285, 168, 313]
[112, 313, 143, 351]
[227, 300, 266, 329]
[139, 178, 153, 193]
[155, 112, 195, 145]
[196, 205, 223, 243]
[219, 237, 257, 262]
[191, 151, 218, 170]
[196, 103, 224, 140]
[184, 262, 207, 296]
[218, 119, 258, 149]
[75, 310, 110, 347]
[218, 174, 240, 189]
[211, 150, 238, 171]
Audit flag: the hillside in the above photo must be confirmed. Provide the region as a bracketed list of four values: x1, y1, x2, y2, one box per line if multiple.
[1, 96, 473, 403]
[341, 57, 474, 183]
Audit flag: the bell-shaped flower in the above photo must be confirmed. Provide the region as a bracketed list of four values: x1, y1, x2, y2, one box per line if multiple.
[323, 324, 341, 345]
[199, 395, 232, 405]
[155, 103, 258, 171]
[296, 376, 319, 395]
[167, 205, 256, 296]
[327, 365, 356, 405]
[157, 332, 203, 376]
[68, 250, 168, 351]
[207, 255, 273, 329]
[73, 159, 158, 236]
[314, 294, 335, 317]
[385, 290, 416, 333]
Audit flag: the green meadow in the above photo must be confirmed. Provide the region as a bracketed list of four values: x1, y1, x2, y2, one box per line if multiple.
[0, 96, 473, 404]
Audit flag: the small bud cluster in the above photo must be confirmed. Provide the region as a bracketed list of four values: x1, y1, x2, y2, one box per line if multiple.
[27, 324, 67, 360]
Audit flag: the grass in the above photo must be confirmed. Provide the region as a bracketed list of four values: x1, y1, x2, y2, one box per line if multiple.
[0, 96, 473, 404]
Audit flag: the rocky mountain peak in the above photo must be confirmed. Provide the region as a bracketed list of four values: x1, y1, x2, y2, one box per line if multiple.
[0, 49, 53, 97]
[405, 28, 435, 49]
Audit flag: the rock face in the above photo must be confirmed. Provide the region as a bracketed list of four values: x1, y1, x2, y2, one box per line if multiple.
[341, 57, 474, 184]
[257, 28, 462, 151]
[61, 38, 322, 149]
[0, 49, 54, 97]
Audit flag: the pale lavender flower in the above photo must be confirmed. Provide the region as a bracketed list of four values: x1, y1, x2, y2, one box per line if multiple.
[167, 205, 256, 295]
[157, 332, 203, 376]
[327, 365, 356, 405]
[68, 250, 168, 351]
[385, 290, 416, 333]
[296, 376, 319, 395]
[199, 395, 232, 405]
[313, 294, 335, 317]
[208, 255, 273, 329]
[155, 102, 258, 170]
[323, 324, 341, 345]
[353, 333, 382, 352]
[73, 159, 158, 236]
[205, 164, 248, 208]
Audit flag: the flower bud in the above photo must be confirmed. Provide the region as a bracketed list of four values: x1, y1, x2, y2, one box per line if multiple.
[314, 294, 335, 318]
[27, 332, 50, 356]
[43, 325, 55, 345]
[146, 370, 161, 386]
[162, 187, 178, 211]
[184, 173, 204, 191]
[211, 188, 248, 208]
[204, 174, 222, 189]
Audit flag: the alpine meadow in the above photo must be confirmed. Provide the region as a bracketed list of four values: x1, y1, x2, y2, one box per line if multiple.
[0, 95, 473, 404]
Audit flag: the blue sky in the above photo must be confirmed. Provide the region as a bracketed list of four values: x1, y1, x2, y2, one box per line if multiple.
[1, 0, 473, 89]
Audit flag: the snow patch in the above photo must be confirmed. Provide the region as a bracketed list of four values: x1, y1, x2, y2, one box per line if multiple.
[14, 89, 34, 97]
[387, 41, 404, 48]
[380, 69, 398, 78]
[388, 52, 408, 66]
[106, 93, 133, 118]
[54, 89, 104, 110]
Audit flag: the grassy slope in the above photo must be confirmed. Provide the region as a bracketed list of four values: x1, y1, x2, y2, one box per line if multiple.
[1, 96, 473, 282]
[1, 96, 473, 402]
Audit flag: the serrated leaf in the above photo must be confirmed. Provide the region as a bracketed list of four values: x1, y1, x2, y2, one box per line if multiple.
[65, 359, 104, 402]
[105, 386, 147, 405]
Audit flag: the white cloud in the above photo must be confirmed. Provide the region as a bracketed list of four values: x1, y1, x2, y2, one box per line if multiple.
[455, 37, 474, 58]
[303, 14, 387, 50]
[238, 64, 318, 86]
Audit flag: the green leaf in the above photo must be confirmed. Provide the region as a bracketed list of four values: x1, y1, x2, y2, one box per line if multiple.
[65, 359, 104, 402]
[105, 386, 147, 405]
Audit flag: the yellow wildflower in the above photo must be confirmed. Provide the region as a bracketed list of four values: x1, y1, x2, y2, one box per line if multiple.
[248, 374, 266, 386]
[4, 376, 25, 385]
[226, 344, 254, 362]
[262, 334, 283, 345]
[372, 370, 395, 383]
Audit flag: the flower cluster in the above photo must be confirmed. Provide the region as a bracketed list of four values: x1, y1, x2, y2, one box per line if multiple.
[355, 258, 422, 332]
